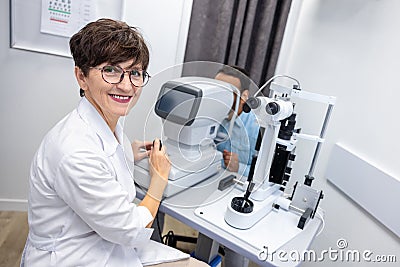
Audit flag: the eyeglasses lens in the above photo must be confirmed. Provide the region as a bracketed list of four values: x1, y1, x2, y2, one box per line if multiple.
[101, 66, 149, 87]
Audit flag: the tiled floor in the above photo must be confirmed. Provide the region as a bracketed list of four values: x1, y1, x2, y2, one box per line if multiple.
[0, 211, 28, 267]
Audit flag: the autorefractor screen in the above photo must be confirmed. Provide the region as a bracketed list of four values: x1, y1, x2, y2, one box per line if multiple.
[157, 89, 196, 120]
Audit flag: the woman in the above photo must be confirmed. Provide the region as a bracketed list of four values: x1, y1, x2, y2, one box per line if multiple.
[21, 18, 207, 267]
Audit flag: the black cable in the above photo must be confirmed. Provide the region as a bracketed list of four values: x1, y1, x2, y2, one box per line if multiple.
[155, 208, 163, 243]
[135, 182, 165, 243]
[162, 230, 177, 247]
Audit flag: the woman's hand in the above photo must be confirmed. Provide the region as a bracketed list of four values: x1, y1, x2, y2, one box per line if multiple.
[149, 138, 171, 180]
[146, 138, 170, 201]
[131, 140, 152, 161]
[139, 139, 171, 222]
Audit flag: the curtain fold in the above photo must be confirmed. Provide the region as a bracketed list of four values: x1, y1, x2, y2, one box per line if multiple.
[184, 0, 292, 88]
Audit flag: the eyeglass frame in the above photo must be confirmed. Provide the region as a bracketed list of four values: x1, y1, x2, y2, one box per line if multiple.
[91, 65, 151, 87]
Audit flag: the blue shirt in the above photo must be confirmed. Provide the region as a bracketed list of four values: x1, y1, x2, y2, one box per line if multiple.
[216, 111, 260, 177]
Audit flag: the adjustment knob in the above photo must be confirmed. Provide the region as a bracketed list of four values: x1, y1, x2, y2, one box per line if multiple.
[304, 175, 314, 186]
[266, 102, 280, 115]
[242, 102, 251, 113]
[231, 197, 253, 213]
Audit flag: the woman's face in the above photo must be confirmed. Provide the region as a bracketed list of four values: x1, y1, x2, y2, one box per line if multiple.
[76, 59, 144, 129]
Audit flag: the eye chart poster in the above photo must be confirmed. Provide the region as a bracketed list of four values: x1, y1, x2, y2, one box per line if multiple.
[40, 0, 96, 37]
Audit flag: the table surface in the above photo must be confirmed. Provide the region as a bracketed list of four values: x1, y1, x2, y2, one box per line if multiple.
[136, 170, 323, 267]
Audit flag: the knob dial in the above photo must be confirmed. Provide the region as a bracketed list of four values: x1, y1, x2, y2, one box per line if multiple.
[266, 102, 280, 115]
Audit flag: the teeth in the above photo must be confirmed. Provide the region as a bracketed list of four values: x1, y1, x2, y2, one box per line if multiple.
[111, 94, 130, 100]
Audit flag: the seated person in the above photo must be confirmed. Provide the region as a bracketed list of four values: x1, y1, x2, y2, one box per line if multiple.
[20, 18, 207, 267]
[214, 65, 259, 267]
[215, 66, 260, 178]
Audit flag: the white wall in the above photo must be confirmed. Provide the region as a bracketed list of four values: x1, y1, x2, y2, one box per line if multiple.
[276, 0, 400, 265]
[0, 0, 192, 210]
[0, 1, 78, 210]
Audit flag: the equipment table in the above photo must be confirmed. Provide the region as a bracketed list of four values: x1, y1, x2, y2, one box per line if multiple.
[136, 170, 322, 266]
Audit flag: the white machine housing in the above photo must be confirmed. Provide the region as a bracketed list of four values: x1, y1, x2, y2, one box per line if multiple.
[224, 82, 336, 229]
[134, 77, 235, 197]
[225, 97, 294, 229]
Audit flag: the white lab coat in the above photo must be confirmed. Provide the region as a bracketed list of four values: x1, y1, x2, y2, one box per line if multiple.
[21, 97, 188, 266]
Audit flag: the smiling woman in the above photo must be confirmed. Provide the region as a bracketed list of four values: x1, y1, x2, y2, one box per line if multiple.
[19, 18, 208, 267]
[70, 19, 151, 131]
[75, 58, 146, 131]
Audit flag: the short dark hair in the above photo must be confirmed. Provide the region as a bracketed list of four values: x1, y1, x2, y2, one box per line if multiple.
[216, 65, 250, 92]
[69, 18, 149, 76]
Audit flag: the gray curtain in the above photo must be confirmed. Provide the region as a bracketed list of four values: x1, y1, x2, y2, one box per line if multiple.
[184, 0, 292, 87]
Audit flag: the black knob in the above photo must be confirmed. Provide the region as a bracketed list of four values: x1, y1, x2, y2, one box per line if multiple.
[243, 102, 251, 113]
[153, 139, 162, 150]
[266, 102, 280, 115]
[231, 197, 253, 213]
[304, 175, 314, 186]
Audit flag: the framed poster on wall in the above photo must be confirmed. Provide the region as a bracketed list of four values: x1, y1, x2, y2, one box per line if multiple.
[10, 0, 123, 57]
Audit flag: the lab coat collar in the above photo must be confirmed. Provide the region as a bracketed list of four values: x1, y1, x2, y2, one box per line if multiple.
[77, 97, 123, 156]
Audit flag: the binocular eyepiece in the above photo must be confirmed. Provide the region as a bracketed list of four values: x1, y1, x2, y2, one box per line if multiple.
[243, 97, 260, 113]
[243, 97, 280, 115]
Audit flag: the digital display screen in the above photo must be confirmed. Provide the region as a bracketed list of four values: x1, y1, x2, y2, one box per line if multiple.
[155, 81, 202, 126]
[157, 89, 196, 120]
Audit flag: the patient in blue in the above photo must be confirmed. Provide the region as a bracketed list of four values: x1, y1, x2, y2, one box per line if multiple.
[215, 65, 259, 178]
[214, 65, 260, 267]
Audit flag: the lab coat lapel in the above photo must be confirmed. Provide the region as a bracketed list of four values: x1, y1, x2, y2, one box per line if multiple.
[77, 97, 119, 156]
[77, 98, 136, 201]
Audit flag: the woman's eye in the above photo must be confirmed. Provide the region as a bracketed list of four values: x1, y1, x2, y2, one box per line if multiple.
[103, 66, 119, 74]
[131, 70, 141, 77]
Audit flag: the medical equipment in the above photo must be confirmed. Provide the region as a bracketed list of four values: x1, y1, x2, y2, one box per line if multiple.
[224, 82, 336, 230]
[134, 77, 236, 197]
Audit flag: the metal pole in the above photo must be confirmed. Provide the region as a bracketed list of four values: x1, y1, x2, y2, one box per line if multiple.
[308, 104, 334, 176]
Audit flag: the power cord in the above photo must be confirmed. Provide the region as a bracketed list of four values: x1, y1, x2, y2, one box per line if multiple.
[162, 230, 198, 248]
[254, 74, 301, 97]
[135, 181, 166, 242]
[162, 230, 177, 247]
[155, 208, 164, 242]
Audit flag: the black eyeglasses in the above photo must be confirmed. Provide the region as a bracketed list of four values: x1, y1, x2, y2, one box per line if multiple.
[92, 65, 150, 87]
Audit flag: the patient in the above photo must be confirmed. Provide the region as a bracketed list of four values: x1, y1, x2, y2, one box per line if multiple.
[215, 65, 259, 267]
[215, 65, 259, 178]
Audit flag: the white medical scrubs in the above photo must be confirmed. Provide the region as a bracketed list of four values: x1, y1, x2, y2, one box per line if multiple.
[21, 97, 186, 266]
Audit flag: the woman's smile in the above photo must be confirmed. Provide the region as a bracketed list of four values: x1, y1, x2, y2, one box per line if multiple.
[109, 93, 132, 104]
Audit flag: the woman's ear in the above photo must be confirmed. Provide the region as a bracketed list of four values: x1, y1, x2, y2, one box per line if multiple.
[74, 66, 88, 91]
